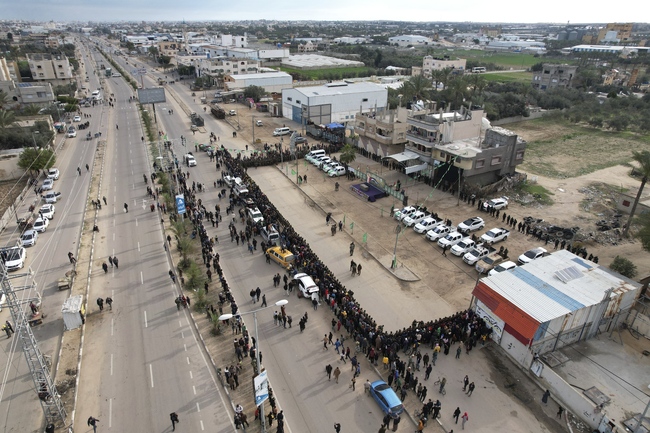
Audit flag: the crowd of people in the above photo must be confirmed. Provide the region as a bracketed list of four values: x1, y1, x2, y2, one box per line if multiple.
[170, 145, 494, 430]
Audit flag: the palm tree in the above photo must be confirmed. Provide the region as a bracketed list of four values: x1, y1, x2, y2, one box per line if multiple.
[0, 90, 8, 109]
[431, 70, 445, 91]
[447, 76, 468, 110]
[0, 109, 16, 129]
[339, 143, 357, 166]
[402, 75, 432, 102]
[624, 150, 650, 237]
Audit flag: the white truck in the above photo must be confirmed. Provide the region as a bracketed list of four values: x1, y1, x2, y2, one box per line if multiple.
[463, 245, 496, 266]
[426, 225, 454, 242]
[451, 239, 478, 257]
[437, 232, 465, 249]
[480, 228, 510, 245]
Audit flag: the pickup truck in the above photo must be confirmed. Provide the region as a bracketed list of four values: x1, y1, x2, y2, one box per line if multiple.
[475, 251, 507, 274]
[451, 239, 477, 257]
[480, 228, 510, 245]
[403, 210, 429, 227]
[437, 232, 465, 249]
[414, 217, 443, 234]
[394, 206, 416, 221]
[426, 225, 454, 242]
[463, 245, 496, 266]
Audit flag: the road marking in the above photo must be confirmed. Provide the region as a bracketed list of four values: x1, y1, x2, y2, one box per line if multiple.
[111, 317, 114, 336]
[144, 311, 148, 327]
[109, 398, 113, 427]
[135, 218, 138, 226]
[181, 331, 185, 339]
[137, 242, 140, 252]
[187, 357, 190, 365]
[140, 271, 143, 284]
[196, 402, 200, 412]
[200, 420, 204, 430]
[112, 232, 115, 241]
[110, 353, 113, 375]
[149, 364, 154, 388]
[179, 320, 183, 328]
[189, 370, 193, 379]
[193, 385, 196, 395]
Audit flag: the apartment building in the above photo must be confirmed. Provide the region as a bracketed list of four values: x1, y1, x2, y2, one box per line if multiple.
[412, 56, 467, 77]
[27, 53, 73, 83]
[354, 107, 409, 157]
[532, 63, 577, 91]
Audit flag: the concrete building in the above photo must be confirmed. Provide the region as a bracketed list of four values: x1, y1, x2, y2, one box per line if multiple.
[0, 58, 19, 81]
[27, 53, 73, 84]
[158, 41, 180, 57]
[297, 41, 316, 52]
[44, 37, 60, 49]
[598, 23, 633, 43]
[281, 82, 387, 125]
[224, 71, 292, 93]
[388, 35, 431, 47]
[0, 81, 56, 107]
[413, 56, 467, 77]
[196, 58, 260, 78]
[397, 108, 526, 186]
[532, 63, 578, 91]
[281, 54, 364, 70]
[332, 37, 369, 44]
[472, 249, 639, 368]
[354, 107, 409, 157]
[569, 45, 649, 55]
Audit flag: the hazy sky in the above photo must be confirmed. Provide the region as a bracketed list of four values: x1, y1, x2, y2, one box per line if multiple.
[1, 0, 646, 24]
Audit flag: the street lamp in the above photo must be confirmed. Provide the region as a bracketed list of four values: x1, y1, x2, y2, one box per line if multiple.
[219, 299, 288, 433]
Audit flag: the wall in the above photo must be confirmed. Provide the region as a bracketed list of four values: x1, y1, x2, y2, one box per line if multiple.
[0, 152, 26, 180]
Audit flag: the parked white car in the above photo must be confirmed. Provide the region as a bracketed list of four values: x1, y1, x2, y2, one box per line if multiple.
[402, 210, 429, 227]
[488, 261, 517, 276]
[451, 239, 477, 257]
[42, 192, 61, 204]
[457, 217, 485, 234]
[41, 179, 54, 191]
[0, 246, 26, 271]
[328, 166, 347, 177]
[47, 168, 60, 180]
[394, 206, 417, 221]
[21, 230, 38, 247]
[482, 197, 509, 211]
[437, 232, 465, 249]
[518, 247, 548, 265]
[426, 225, 454, 242]
[413, 217, 443, 234]
[33, 217, 50, 233]
[39, 204, 55, 219]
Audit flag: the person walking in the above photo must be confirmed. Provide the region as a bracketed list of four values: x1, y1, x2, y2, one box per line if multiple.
[456, 346, 462, 359]
[77, 167, 81, 176]
[391, 414, 401, 432]
[323, 334, 329, 350]
[261, 294, 267, 307]
[334, 367, 341, 383]
[326, 364, 333, 380]
[466, 382, 475, 396]
[112, 256, 119, 269]
[442, 245, 448, 257]
[439, 377, 446, 394]
[378, 425, 387, 433]
[461, 412, 468, 430]
[3, 321, 14, 337]
[170, 412, 179, 431]
[87, 416, 99, 433]
[557, 406, 564, 419]
[106, 297, 113, 311]
[356, 264, 362, 276]
[124, 203, 129, 213]
[103, 196, 107, 205]
[108, 256, 114, 267]
[86, 163, 90, 172]
[350, 376, 356, 390]
[102, 262, 108, 273]
[463, 375, 469, 392]
[334, 423, 341, 433]
[349, 242, 355, 256]
[97, 298, 104, 311]
[382, 413, 391, 429]
[68, 252, 77, 264]
[542, 389, 550, 405]
[453, 407, 461, 424]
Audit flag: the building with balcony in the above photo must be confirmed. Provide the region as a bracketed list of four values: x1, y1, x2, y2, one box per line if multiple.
[354, 107, 408, 157]
[532, 63, 577, 91]
[413, 56, 467, 77]
[27, 53, 73, 85]
[158, 41, 180, 57]
[195, 57, 261, 78]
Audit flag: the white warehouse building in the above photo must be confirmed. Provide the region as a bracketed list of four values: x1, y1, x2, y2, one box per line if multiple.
[281, 82, 387, 125]
[223, 71, 293, 93]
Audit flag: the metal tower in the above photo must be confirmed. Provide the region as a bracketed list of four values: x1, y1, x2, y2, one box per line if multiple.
[0, 261, 66, 425]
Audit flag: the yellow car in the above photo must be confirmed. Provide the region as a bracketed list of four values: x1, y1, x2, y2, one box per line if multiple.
[266, 246, 295, 269]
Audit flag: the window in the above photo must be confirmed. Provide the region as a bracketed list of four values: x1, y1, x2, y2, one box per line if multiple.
[622, 200, 631, 207]
[362, 98, 368, 102]
[515, 150, 525, 160]
[491, 156, 502, 166]
[287, 97, 292, 101]
[296, 100, 301, 104]
[475, 159, 485, 169]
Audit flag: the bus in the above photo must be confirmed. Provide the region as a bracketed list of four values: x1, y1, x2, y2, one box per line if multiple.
[472, 67, 487, 74]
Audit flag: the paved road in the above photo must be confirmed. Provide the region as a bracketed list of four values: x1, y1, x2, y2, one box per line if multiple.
[73, 40, 237, 433]
[0, 43, 106, 433]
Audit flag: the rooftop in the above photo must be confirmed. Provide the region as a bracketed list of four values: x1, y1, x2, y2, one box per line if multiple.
[289, 81, 386, 97]
[282, 54, 364, 69]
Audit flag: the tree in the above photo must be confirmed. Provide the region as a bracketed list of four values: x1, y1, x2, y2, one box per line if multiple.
[0, 90, 8, 108]
[401, 75, 432, 102]
[243, 85, 267, 102]
[0, 109, 16, 129]
[18, 148, 56, 176]
[624, 150, 650, 237]
[609, 256, 637, 279]
[339, 143, 357, 165]
[374, 49, 383, 68]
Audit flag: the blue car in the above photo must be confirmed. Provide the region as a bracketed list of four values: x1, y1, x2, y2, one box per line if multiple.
[369, 380, 404, 416]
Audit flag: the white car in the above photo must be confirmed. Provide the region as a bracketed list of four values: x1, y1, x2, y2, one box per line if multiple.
[518, 247, 548, 265]
[255, 120, 263, 126]
[47, 168, 60, 180]
[229, 110, 237, 116]
[457, 217, 485, 234]
[488, 261, 517, 277]
[1, 246, 26, 271]
[402, 211, 429, 227]
[39, 204, 55, 219]
[328, 166, 347, 177]
[437, 232, 465, 249]
[426, 225, 454, 242]
[394, 206, 417, 221]
[33, 217, 50, 233]
[451, 239, 477, 257]
[248, 207, 264, 224]
[67, 128, 77, 138]
[43, 192, 61, 204]
[41, 179, 54, 191]
[293, 273, 320, 299]
[73, 115, 82, 122]
[21, 230, 38, 247]
[184, 154, 197, 167]
[414, 217, 443, 234]
[316, 157, 332, 168]
[112, 73, 121, 77]
[483, 197, 509, 211]
[322, 161, 341, 173]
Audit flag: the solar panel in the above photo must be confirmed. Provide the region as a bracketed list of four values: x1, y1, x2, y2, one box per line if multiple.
[554, 266, 583, 283]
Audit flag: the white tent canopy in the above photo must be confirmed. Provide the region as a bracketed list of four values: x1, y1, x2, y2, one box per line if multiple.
[385, 151, 420, 163]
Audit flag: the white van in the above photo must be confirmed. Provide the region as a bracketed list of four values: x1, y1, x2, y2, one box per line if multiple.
[273, 127, 291, 136]
[306, 149, 326, 163]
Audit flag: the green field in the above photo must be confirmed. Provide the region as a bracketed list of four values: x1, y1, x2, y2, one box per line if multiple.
[427, 48, 542, 69]
[482, 71, 533, 83]
[280, 66, 372, 80]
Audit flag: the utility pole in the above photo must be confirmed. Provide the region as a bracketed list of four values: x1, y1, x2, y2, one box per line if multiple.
[0, 262, 67, 425]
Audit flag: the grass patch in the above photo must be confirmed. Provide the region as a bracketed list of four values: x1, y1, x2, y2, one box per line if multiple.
[483, 71, 533, 83]
[280, 66, 372, 80]
[508, 117, 650, 179]
[515, 182, 555, 206]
